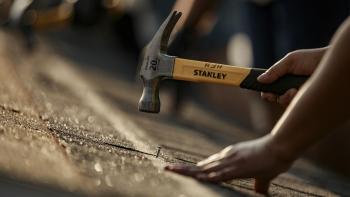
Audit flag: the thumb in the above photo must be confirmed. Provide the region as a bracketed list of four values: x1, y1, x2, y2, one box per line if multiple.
[254, 178, 271, 194]
[258, 55, 294, 84]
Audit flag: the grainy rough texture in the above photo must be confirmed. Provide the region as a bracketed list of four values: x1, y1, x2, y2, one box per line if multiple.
[0, 30, 349, 197]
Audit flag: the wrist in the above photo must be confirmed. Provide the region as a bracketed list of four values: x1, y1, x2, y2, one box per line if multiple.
[264, 134, 300, 163]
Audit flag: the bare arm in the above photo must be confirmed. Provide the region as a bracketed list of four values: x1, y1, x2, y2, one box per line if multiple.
[166, 16, 350, 194]
[270, 17, 350, 159]
[171, 0, 220, 39]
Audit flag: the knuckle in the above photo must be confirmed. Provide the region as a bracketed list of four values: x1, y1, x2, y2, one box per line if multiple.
[266, 94, 277, 102]
[278, 96, 290, 105]
[286, 51, 297, 59]
[222, 145, 234, 153]
[267, 64, 283, 78]
[267, 65, 278, 74]
[284, 52, 297, 66]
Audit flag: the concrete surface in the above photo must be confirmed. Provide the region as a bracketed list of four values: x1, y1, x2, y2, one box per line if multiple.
[0, 30, 349, 197]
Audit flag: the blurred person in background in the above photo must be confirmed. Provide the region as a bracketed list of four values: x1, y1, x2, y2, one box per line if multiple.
[158, 0, 221, 115]
[164, 0, 349, 134]
[1, 0, 77, 48]
[0, 0, 13, 25]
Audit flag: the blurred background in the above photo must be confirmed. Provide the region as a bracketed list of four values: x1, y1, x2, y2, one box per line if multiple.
[1, 0, 350, 179]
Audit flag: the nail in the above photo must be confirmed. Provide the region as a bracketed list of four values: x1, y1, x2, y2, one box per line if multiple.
[156, 146, 161, 158]
[257, 73, 268, 81]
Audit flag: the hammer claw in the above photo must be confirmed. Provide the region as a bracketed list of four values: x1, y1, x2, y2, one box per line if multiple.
[160, 11, 182, 53]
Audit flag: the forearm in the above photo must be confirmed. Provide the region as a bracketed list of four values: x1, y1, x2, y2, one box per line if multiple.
[171, 0, 219, 35]
[171, 0, 195, 33]
[269, 17, 350, 160]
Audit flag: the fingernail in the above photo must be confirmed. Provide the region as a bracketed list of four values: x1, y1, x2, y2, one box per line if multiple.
[165, 165, 177, 170]
[257, 73, 268, 81]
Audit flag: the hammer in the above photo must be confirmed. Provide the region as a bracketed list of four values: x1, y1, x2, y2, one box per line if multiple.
[138, 11, 308, 113]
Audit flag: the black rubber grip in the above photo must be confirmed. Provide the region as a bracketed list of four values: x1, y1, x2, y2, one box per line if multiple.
[240, 68, 308, 95]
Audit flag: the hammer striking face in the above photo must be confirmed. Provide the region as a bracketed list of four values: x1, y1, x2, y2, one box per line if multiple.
[138, 11, 308, 113]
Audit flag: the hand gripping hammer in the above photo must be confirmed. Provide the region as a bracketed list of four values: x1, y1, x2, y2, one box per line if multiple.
[138, 11, 308, 113]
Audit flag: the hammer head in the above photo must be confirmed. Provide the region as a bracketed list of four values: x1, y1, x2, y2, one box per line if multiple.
[138, 11, 182, 113]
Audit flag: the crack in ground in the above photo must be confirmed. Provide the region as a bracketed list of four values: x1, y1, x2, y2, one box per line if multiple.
[49, 123, 322, 195]
[47, 124, 214, 165]
[270, 182, 324, 197]
[48, 126, 156, 157]
[222, 182, 253, 192]
[0, 107, 331, 196]
[0, 105, 21, 114]
[160, 144, 208, 158]
[174, 157, 196, 164]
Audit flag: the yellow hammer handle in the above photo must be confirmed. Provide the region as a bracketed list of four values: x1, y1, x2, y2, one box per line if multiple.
[173, 58, 251, 86]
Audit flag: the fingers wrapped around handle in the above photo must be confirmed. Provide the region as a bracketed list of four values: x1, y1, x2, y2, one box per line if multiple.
[240, 68, 308, 95]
